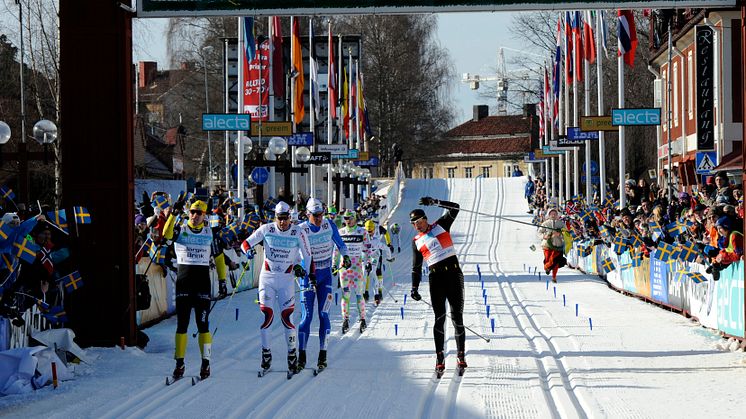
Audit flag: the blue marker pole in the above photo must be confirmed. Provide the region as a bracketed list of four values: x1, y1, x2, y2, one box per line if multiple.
[553, 287, 557, 299]
[563, 294, 566, 307]
[335, 293, 338, 306]
[235, 308, 239, 321]
[589, 318, 593, 331]
[523, 263, 526, 271]
[483, 288, 486, 298]
[400, 307, 404, 320]
[490, 318, 495, 333]
[483, 295, 487, 306]
[486, 305, 490, 318]
[546, 280, 549, 290]
[395, 324, 398, 336]
[403, 294, 407, 305]
[575, 303, 579, 317]
[477, 264, 481, 280]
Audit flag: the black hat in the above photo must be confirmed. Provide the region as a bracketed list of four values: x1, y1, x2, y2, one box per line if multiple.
[410, 209, 426, 222]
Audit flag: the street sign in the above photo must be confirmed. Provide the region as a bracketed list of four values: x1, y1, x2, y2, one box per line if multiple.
[541, 146, 565, 155]
[580, 116, 616, 132]
[695, 151, 718, 174]
[316, 144, 348, 155]
[307, 152, 331, 165]
[567, 127, 599, 141]
[202, 113, 252, 131]
[611, 108, 662, 126]
[250, 167, 270, 185]
[354, 156, 380, 167]
[285, 131, 313, 146]
[557, 137, 586, 147]
[250, 121, 292, 136]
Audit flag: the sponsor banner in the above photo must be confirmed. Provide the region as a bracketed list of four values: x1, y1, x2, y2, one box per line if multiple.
[307, 152, 331, 165]
[243, 39, 270, 121]
[202, 113, 251, 131]
[316, 144, 348, 155]
[686, 262, 718, 329]
[580, 115, 616, 132]
[611, 108, 662, 126]
[696, 25, 715, 151]
[717, 261, 745, 338]
[250, 121, 292, 136]
[649, 257, 669, 304]
[285, 132, 313, 147]
[567, 127, 599, 140]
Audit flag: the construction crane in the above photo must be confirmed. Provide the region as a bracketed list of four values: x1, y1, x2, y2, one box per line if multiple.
[462, 47, 543, 115]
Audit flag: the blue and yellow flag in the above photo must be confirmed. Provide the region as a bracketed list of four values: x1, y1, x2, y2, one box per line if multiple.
[73, 206, 92, 224]
[13, 236, 40, 264]
[46, 209, 69, 233]
[60, 270, 84, 293]
[631, 250, 643, 267]
[151, 195, 170, 211]
[627, 233, 643, 248]
[209, 215, 221, 228]
[612, 234, 628, 254]
[653, 242, 678, 262]
[149, 244, 167, 265]
[0, 220, 13, 241]
[42, 305, 68, 324]
[687, 272, 707, 284]
[678, 241, 699, 263]
[0, 185, 15, 201]
[600, 257, 616, 274]
[1, 253, 15, 272]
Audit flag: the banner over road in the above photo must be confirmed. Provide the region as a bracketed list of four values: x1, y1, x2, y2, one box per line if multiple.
[138, 1, 736, 18]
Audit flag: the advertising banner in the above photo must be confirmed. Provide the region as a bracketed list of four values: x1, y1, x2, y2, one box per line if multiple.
[243, 39, 270, 121]
[716, 262, 745, 338]
[686, 263, 718, 330]
[649, 257, 669, 304]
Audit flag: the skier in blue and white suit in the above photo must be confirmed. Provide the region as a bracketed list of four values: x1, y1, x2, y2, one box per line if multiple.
[297, 198, 350, 371]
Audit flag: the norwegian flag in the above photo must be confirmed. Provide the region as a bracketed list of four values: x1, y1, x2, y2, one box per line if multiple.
[617, 10, 638, 67]
[38, 243, 54, 275]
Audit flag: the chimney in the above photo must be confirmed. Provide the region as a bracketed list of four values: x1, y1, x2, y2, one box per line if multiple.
[473, 105, 489, 122]
[138, 61, 157, 88]
[523, 103, 537, 117]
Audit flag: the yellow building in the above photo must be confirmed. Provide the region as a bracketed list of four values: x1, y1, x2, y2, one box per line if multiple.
[412, 105, 539, 179]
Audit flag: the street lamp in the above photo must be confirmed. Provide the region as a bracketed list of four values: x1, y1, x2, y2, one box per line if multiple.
[202, 45, 214, 192]
[0, 121, 10, 145]
[295, 146, 311, 197]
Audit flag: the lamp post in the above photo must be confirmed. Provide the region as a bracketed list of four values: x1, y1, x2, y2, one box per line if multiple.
[202, 45, 214, 192]
[295, 146, 311, 200]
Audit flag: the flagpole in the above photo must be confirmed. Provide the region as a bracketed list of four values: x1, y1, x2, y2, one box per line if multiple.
[327, 22, 334, 206]
[268, 17, 276, 200]
[224, 38, 231, 192]
[337, 34, 343, 207]
[563, 12, 571, 203]
[618, 39, 626, 209]
[597, 10, 606, 205]
[584, 13, 592, 202]
[573, 13, 580, 199]
[237, 17, 246, 220]
[309, 17, 315, 199]
[290, 16, 298, 205]
[347, 48, 354, 208]
[544, 65, 551, 198]
[558, 19, 565, 206]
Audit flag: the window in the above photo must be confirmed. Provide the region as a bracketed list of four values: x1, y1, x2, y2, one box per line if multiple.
[465, 167, 473, 178]
[421, 168, 428, 179]
[481, 166, 491, 178]
[504, 165, 512, 177]
[687, 51, 694, 120]
[447, 167, 456, 178]
[427, 168, 434, 179]
[673, 62, 679, 127]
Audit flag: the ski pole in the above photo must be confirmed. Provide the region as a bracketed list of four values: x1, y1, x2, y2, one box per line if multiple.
[209, 258, 254, 337]
[436, 202, 562, 231]
[418, 299, 491, 343]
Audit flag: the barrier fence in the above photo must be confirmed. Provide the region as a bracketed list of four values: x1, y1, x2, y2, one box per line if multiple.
[569, 242, 745, 339]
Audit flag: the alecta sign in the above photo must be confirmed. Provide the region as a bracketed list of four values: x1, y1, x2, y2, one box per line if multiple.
[138, 1, 735, 17]
[611, 108, 662, 127]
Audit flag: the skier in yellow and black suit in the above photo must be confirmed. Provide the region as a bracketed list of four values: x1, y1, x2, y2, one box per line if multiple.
[163, 200, 227, 381]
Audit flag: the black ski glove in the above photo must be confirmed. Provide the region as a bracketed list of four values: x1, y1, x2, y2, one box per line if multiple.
[309, 272, 317, 288]
[419, 196, 439, 206]
[365, 262, 372, 273]
[293, 264, 307, 278]
[342, 255, 352, 269]
[218, 281, 228, 298]
[410, 287, 422, 301]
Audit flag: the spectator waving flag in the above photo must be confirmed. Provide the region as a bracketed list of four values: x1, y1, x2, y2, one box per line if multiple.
[46, 209, 69, 234]
[74, 206, 92, 224]
[151, 195, 170, 211]
[617, 10, 638, 67]
[653, 242, 677, 263]
[13, 236, 40, 264]
[0, 185, 15, 201]
[631, 249, 643, 267]
[678, 241, 699, 262]
[60, 270, 84, 293]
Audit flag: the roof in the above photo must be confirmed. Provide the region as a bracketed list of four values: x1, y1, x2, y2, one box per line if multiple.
[445, 115, 533, 138]
[715, 149, 743, 173]
[424, 137, 532, 161]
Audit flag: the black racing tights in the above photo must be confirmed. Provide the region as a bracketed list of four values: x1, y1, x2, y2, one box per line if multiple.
[428, 269, 466, 354]
[175, 265, 211, 334]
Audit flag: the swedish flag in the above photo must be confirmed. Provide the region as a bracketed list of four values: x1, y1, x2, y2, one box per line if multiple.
[41, 305, 68, 324]
[612, 234, 628, 254]
[678, 241, 699, 263]
[665, 220, 687, 238]
[46, 209, 69, 233]
[149, 245, 167, 265]
[601, 257, 616, 274]
[151, 195, 170, 211]
[209, 215, 221, 228]
[73, 206, 92, 224]
[687, 272, 707, 284]
[0, 220, 12, 241]
[627, 233, 643, 248]
[649, 221, 664, 241]
[60, 270, 84, 293]
[0, 185, 15, 201]
[13, 236, 40, 264]
[653, 242, 678, 263]
[631, 250, 643, 267]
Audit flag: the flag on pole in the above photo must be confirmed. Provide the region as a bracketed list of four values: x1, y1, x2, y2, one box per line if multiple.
[543, 65, 550, 135]
[73, 206, 92, 224]
[328, 22, 337, 120]
[357, 72, 371, 136]
[271, 16, 284, 98]
[243, 17, 256, 62]
[59, 270, 84, 293]
[41, 305, 68, 324]
[572, 11, 584, 82]
[600, 10, 610, 58]
[564, 12, 573, 84]
[584, 10, 597, 63]
[46, 209, 69, 234]
[552, 17, 561, 132]
[342, 67, 349, 140]
[291, 17, 305, 125]
[538, 76, 545, 139]
[13, 236, 40, 264]
[309, 18, 320, 119]
[653, 242, 677, 262]
[0, 185, 14, 201]
[617, 10, 638, 67]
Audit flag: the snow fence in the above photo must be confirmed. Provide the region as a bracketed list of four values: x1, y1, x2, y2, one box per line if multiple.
[569, 243, 745, 339]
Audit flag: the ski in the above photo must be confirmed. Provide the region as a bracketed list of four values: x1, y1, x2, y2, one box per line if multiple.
[258, 368, 271, 377]
[457, 366, 466, 377]
[166, 375, 199, 386]
[435, 369, 445, 379]
[312, 367, 325, 376]
[287, 369, 300, 380]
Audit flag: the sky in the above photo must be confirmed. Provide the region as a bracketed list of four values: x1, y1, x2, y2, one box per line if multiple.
[132, 12, 530, 127]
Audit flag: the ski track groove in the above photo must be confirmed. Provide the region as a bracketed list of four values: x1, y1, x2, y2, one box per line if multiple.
[490, 177, 589, 419]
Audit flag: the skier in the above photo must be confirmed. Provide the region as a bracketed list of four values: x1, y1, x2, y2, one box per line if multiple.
[240, 201, 314, 376]
[363, 219, 394, 305]
[539, 207, 566, 283]
[409, 196, 467, 375]
[297, 198, 351, 372]
[335, 210, 371, 333]
[389, 223, 402, 253]
[162, 200, 228, 381]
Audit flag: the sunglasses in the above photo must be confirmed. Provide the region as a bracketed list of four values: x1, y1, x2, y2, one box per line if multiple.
[276, 216, 290, 221]
[190, 210, 203, 216]
[310, 212, 324, 217]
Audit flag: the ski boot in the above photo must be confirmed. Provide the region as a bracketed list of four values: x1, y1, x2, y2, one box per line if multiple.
[457, 351, 467, 376]
[287, 349, 299, 378]
[435, 351, 445, 378]
[172, 358, 185, 380]
[261, 348, 272, 370]
[297, 350, 306, 371]
[200, 359, 211, 380]
[363, 290, 369, 302]
[317, 350, 327, 370]
[359, 318, 367, 333]
[374, 293, 381, 306]
[342, 318, 350, 334]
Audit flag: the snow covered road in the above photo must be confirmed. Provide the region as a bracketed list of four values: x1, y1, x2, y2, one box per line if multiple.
[2, 177, 745, 418]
